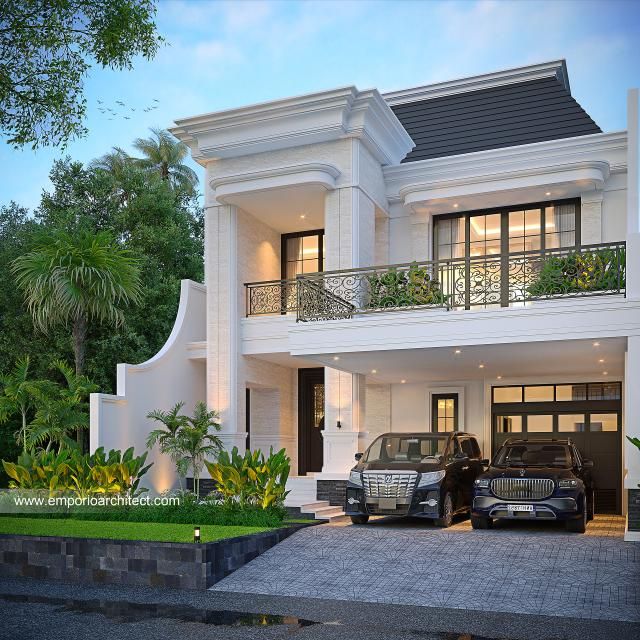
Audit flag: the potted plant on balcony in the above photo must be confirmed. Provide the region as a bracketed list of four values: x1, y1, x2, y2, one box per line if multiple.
[367, 263, 447, 310]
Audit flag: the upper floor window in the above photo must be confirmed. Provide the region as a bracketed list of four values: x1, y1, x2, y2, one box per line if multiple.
[434, 200, 579, 261]
[282, 230, 325, 279]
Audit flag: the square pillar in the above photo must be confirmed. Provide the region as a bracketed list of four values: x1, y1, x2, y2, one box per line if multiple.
[626, 89, 640, 300]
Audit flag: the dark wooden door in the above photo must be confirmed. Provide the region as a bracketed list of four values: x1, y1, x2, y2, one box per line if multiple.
[298, 368, 325, 474]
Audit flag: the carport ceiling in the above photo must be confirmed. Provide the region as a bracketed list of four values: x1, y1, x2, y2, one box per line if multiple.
[313, 338, 626, 383]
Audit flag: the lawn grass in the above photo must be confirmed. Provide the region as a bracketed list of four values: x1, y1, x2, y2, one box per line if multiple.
[0, 517, 272, 543]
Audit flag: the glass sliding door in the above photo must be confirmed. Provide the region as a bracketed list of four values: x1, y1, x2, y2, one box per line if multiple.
[434, 200, 579, 308]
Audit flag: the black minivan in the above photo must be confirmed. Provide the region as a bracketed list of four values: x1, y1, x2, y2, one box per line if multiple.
[344, 431, 485, 527]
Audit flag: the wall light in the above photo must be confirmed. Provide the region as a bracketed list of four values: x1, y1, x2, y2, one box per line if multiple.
[194, 526, 201, 543]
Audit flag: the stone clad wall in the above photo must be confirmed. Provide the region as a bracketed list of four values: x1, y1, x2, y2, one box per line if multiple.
[629, 489, 640, 531]
[0, 524, 313, 590]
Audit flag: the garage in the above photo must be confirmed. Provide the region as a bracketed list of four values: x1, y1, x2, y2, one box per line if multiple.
[492, 381, 622, 514]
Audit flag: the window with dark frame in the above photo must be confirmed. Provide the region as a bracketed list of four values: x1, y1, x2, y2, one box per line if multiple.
[432, 394, 458, 432]
[281, 229, 325, 280]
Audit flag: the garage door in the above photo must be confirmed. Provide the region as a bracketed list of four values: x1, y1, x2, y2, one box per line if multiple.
[492, 382, 622, 514]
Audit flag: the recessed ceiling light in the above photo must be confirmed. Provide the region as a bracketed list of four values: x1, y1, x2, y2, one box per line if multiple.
[401, 379, 406, 384]
[603, 371, 608, 375]
[497, 375, 502, 380]
[454, 349, 461, 354]
[333, 356, 340, 361]
[300, 214, 306, 219]
[545, 192, 551, 196]
[453, 203, 459, 209]
[598, 359, 605, 363]
[593, 342, 600, 347]
[371, 369, 377, 374]
[478, 364, 485, 369]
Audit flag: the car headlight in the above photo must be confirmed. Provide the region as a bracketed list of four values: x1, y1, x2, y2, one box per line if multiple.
[474, 478, 490, 488]
[349, 470, 363, 486]
[558, 479, 579, 489]
[417, 470, 446, 487]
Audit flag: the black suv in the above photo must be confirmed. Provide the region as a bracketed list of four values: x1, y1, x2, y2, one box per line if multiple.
[344, 432, 485, 527]
[471, 438, 595, 533]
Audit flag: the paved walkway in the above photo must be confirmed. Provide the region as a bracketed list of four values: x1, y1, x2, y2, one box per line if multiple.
[212, 515, 639, 622]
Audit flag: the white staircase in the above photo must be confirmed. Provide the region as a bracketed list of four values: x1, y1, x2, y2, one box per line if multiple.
[300, 500, 345, 522]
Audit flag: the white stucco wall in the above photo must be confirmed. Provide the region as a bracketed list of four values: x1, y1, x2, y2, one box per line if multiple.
[90, 280, 207, 495]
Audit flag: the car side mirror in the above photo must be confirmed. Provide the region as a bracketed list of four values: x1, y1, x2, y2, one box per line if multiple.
[355, 452, 363, 461]
[480, 459, 490, 466]
[582, 459, 594, 469]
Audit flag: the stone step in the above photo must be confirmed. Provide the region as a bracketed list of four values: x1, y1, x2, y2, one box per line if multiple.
[301, 501, 332, 511]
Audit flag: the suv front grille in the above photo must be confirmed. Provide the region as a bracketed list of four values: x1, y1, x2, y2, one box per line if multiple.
[491, 478, 554, 501]
[362, 472, 417, 499]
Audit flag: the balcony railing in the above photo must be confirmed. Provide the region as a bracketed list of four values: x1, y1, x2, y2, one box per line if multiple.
[245, 242, 626, 322]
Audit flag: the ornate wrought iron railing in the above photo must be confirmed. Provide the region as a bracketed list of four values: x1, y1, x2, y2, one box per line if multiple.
[244, 242, 625, 321]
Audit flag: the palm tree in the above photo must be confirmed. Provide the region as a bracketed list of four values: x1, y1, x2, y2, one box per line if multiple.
[90, 146, 132, 179]
[132, 128, 198, 194]
[146, 402, 189, 490]
[12, 230, 142, 448]
[25, 361, 98, 453]
[0, 357, 35, 453]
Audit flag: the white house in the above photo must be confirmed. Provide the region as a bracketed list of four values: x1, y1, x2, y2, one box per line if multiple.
[90, 60, 640, 538]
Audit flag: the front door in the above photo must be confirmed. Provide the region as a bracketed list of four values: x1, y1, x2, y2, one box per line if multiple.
[298, 368, 325, 474]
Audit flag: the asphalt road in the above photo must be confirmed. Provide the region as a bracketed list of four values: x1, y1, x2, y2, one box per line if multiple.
[0, 576, 637, 640]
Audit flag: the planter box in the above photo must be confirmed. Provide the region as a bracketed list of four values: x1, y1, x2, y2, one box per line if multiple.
[0, 523, 313, 590]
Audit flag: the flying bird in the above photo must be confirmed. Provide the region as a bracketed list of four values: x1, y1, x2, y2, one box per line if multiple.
[116, 100, 125, 106]
[123, 116, 131, 120]
[153, 99, 159, 102]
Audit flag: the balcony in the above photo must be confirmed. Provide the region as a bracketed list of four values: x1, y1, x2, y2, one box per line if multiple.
[245, 242, 626, 322]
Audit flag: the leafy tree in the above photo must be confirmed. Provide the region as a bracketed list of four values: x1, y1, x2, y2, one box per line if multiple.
[12, 230, 142, 447]
[0, 356, 36, 453]
[133, 128, 199, 194]
[0, 0, 162, 148]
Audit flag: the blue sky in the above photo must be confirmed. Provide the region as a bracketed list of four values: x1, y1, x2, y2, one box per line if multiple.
[2, 0, 639, 211]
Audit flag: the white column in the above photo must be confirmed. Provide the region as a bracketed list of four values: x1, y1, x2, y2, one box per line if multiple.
[627, 89, 640, 300]
[625, 337, 640, 489]
[580, 191, 603, 245]
[205, 203, 245, 451]
[411, 211, 432, 262]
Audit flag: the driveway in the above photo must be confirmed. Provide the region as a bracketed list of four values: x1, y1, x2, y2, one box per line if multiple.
[212, 515, 639, 622]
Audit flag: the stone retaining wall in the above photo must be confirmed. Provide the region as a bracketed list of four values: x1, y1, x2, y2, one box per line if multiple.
[629, 489, 640, 532]
[317, 480, 347, 507]
[0, 523, 312, 590]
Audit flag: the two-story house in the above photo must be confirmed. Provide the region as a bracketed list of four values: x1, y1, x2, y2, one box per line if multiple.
[90, 60, 640, 538]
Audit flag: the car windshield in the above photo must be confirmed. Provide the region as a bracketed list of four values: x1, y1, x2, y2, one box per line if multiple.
[363, 435, 448, 463]
[494, 443, 571, 468]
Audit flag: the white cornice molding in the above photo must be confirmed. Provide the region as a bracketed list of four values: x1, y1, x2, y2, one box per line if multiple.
[211, 162, 340, 202]
[384, 132, 628, 203]
[383, 60, 569, 106]
[170, 87, 414, 166]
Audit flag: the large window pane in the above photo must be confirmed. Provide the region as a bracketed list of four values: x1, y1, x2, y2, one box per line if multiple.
[589, 413, 618, 432]
[496, 415, 522, 433]
[493, 387, 523, 403]
[545, 204, 576, 249]
[556, 384, 587, 401]
[527, 415, 553, 432]
[558, 414, 586, 432]
[524, 386, 554, 402]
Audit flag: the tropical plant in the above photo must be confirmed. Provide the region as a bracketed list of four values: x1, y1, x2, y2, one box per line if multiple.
[367, 263, 447, 310]
[25, 361, 98, 453]
[2, 446, 151, 498]
[146, 402, 189, 490]
[12, 230, 142, 448]
[0, 356, 36, 452]
[205, 447, 291, 509]
[132, 128, 199, 194]
[527, 247, 626, 298]
[147, 401, 222, 496]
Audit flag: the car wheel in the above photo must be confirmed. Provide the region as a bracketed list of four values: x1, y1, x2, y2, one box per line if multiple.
[566, 496, 587, 533]
[471, 515, 492, 530]
[435, 492, 453, 528]
[587, 491, 595, 521]
[350, 515, 369, 525]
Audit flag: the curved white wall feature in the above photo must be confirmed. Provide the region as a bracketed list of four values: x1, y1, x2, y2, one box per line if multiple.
[211, 162, 341, 203]
[89, 280, 207, 495]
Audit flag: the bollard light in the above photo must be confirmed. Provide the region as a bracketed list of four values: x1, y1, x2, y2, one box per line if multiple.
[194, 526, 201, 543]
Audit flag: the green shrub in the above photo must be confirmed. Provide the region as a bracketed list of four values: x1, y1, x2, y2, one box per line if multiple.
[527, 247, 625, 298]
[367, 263, 446, 310]
[205, 447, 290, 509]
[2, 446, 151, 497]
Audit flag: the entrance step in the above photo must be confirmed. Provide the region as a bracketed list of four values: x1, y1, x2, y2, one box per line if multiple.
[300, 500, 345, 521]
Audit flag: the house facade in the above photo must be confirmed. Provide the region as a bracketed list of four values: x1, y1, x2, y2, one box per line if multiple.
[90, 60, 640, 538]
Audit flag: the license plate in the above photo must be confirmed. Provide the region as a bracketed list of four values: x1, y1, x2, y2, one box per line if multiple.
[508, 504, 534, 512]
[378, 498, 397, 510]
